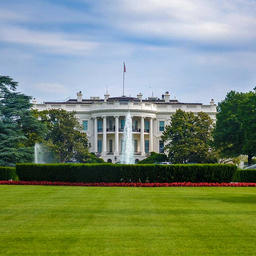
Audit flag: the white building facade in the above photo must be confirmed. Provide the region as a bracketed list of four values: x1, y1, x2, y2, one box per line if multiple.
[33, 91, 216, 163]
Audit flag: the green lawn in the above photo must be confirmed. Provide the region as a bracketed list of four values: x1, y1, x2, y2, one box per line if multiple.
[0, 186, 256, 256]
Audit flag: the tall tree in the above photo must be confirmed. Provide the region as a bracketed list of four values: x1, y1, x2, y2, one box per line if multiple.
[36, 109, 94, 163]
[162, 109, 216, 163]
[0, 76, 45, 166]
[214, 90, 256, 165]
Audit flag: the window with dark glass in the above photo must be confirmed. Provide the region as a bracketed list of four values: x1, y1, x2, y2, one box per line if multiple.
[145, 140, 149, 153]
[144, 120, 149, 132]
[133, 120, 138, 131]
[97, 119, 103, 132]
[108, 119, 113, 131]
[159, 121, 165, 131]
[121, 119, 125, 130]
[83, 120, 88, 131]
[98, 140, 102, 153]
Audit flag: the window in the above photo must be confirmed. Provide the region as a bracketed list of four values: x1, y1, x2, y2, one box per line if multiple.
[145, 140, 149, 153]
[97, 119, 103, 132]
[98, 140, 102, 153]
[159, 121, 165, 131]
[159, 140, 164, 153]
[108, 119, 113, 131]
[133, 120, 138, 131]
[134, 140, 138, 152]
[82, 120, 88, 131]
[121, 119, 125, 130]
[109, 139, 113, 153]
[145, 120, 149, 132]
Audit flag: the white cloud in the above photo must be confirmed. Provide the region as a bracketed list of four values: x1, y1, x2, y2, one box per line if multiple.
[0, 26, 99, 55]
[92, 0, 256, 45]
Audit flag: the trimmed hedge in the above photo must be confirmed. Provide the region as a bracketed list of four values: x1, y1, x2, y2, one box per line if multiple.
[0, 167, 18, 181]
[233, 169, 256, 182]
[16, 163, 237, 183]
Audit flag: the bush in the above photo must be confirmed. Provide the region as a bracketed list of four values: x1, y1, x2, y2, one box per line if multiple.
[16, 163, 237, 183]
[0, 167, 18, 180]
[233, 169, 256, 182]
[138, 152, 168, 164]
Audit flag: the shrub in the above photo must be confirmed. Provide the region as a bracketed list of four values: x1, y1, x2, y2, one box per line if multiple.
[16, 163, 236, 183]
[233, 169, 256, 182]
[0, 167, 18, 180]
[138, 152, 168, 164]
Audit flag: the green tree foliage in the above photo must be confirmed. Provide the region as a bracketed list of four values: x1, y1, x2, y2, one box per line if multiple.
[214, 90, 256, 165]
[0, 76, 45, 166]
[162, 109, 216, 164]
[138, 152, 168, 164]
[36, 109, 101, 163]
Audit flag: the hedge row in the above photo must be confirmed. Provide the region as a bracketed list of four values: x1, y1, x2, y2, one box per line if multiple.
[0, 167, 18, 180]
[233, 169, 256, 182]
[16, 163, 237, 183]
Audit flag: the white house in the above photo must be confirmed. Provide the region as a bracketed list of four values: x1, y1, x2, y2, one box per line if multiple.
[33, 91, 216, 163]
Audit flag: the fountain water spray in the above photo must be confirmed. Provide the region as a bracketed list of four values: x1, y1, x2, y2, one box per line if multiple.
[34, 143, 56, 163]
[34, 143, 44, 163]
[120, 112, 135, 164]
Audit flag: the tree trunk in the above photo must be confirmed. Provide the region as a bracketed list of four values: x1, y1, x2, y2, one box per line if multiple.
[248, 153, 253, 166]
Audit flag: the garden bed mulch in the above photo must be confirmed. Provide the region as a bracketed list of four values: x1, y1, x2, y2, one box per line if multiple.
[0, 180, 256, 187]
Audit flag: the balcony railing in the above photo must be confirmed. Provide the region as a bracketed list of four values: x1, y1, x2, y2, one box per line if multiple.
[98, 128, 150, 133]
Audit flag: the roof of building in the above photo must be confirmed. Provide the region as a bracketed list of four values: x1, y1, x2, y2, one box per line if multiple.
[44, 95, 203, 105]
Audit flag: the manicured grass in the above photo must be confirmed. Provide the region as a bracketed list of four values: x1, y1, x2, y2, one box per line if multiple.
[0, 186, 256, 256]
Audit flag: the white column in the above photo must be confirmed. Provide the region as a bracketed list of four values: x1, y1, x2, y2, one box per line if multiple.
[94, 117, 98, 152]
[140, 116, 145, 156]
[149, 118, 153, 152]
[115, 116, 119, 155]
[103, 116, 107, 155]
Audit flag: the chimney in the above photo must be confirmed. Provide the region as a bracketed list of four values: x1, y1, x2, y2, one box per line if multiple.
[164, 91, 170, 102]
[104, 91, 110, 102]
[137, 92, 143, 102]
[77, 91, 83, 102]
[210, 99, 215, 105]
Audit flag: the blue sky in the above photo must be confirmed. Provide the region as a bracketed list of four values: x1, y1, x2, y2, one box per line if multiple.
[1, 0, 256, 104]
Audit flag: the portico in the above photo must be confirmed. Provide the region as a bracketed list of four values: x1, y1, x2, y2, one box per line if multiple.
[92, 114, 155, 162]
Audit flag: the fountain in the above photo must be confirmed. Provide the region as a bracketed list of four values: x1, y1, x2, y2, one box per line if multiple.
[34, 143, 45, 163]
[34, 143, 56, 163]
[120, 112, 135, 164]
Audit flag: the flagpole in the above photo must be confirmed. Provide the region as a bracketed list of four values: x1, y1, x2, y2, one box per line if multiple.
[122, 62, 125, 96]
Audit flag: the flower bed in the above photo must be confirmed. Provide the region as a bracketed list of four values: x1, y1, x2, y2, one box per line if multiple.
[1, 180, 256, 187]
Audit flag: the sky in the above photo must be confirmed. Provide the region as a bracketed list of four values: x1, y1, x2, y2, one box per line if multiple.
[0, 0, 256, 104]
